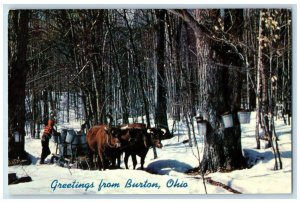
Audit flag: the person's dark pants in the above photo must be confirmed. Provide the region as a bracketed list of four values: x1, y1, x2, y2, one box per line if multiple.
[40, 136, 51, 164]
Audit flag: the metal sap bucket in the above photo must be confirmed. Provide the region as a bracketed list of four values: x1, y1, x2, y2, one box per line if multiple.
[60, 129, 68, 144]
[14, 131, 22, 143]
[66, 129, 77, 144]
[238, 111, 251, 124]
[198, 121, 207, 136]
[222, 114, 234, 128]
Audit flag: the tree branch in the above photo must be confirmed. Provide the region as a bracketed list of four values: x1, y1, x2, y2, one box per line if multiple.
[168, 9, 212, 37]
[168, 9, 246, 62]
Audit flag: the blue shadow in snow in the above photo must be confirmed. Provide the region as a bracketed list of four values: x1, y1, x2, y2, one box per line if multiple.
[26, 153, 39, 165]
[243, 148, 292, 168]
[146, 159, 193, 175]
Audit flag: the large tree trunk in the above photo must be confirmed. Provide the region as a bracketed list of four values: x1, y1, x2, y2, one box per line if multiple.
[197, 41, 245, 172]
[8, 10, 30, 159]
[170, 9, 246, 173]
[200, 10, 246, 173]
[155, 10, 169, 134]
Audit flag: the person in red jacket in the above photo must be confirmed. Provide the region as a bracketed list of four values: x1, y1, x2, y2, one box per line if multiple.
[40, 119, 57, 164]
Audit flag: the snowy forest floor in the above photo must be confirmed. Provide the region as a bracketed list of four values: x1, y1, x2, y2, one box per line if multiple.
[7, 112, 292, 196]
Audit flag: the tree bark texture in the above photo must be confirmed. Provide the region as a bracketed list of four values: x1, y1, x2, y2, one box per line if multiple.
[155, 10, 169, 133]
[8, 10, 30, 158]
[191, 9, 246, 173]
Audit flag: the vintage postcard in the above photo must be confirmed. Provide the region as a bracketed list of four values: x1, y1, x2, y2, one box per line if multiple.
[5, 3, 294, 198]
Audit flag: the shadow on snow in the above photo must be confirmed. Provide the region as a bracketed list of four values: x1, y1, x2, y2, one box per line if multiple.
[243, 148, 291, 168]
[146, 159, 193, 175]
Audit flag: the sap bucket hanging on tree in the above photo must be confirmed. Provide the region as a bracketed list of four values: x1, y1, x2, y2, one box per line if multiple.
[196, 116, 207, 136]
[221, 113, 234, 128]
[195, 116, 203, 123]
[238, 111, 251, 124]
[14, 131, 22, 143]
[198, 121, 207, 136]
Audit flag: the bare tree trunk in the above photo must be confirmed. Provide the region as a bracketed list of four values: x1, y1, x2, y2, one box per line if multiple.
[106, 14, 129, 124]
[49, 87, 54, 113]
[286, 10, 291, 125]
[122, 10, 151, 127]
[8, 10, 30, 159]
[255, 10, 263, 149]
[32, 91, 38, 138]
[184, 114, 193, 147]
[155, 10, 169, 135]
[36, 100, 42, 138]
[91, 64, 100, 124]
[271, 116, 282, 169]
[67, 90, 70, 123]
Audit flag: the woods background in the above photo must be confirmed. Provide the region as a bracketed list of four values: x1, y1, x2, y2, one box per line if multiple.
[8, 9, 292, 172]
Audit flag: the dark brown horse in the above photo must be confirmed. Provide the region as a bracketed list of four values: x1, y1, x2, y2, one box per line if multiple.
[120, 124, 165, 169]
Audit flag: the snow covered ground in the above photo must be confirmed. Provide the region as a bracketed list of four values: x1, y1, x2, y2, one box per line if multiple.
[7, 112, 293, 196]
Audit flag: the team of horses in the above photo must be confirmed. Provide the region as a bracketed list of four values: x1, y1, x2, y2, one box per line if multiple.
[86, 123, 166, 170]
